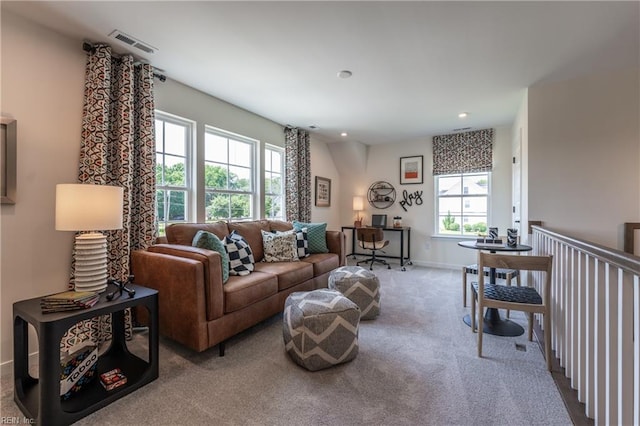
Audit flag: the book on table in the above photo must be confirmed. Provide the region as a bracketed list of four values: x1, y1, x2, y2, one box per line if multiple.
[40, 290, 99, 313]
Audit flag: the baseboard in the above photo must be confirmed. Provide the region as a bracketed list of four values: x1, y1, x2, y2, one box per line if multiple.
[0, 351, 38, 378]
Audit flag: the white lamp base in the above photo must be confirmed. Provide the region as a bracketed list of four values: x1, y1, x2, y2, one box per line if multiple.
[73, 232, 108, 293]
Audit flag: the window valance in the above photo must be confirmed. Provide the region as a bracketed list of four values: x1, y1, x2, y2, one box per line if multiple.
[432, 128, 493, 175]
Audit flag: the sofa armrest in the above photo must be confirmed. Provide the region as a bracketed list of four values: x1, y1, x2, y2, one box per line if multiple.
[326, 231, 346, 266]
[131, 250, 210, 351]
[143, 244, 224, 321]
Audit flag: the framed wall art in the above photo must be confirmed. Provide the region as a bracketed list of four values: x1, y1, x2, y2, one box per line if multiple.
[1, 116, 17, 204]
[315, 176, 331, 207]
[400, 155, 423, 185]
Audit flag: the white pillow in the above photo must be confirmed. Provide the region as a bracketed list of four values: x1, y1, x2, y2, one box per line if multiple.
[261, 230, 299, 263]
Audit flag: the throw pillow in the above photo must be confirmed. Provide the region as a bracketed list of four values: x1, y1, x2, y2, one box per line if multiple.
[192, 230, 230, 283]
[293, 221, 328, 253]
[261, 230, 299, 263]
[223, 231, 255, 276]
[295, 227, 310, 258]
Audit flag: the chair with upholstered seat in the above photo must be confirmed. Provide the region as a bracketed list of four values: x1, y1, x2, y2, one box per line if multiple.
[356, 227, 391, 270]
[470, 251, 553, 371]
[462, 264, 520, 308]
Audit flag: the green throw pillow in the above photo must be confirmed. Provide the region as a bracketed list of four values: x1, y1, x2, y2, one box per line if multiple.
[192, 230, 230, 283]
[293, 221, 328, 253]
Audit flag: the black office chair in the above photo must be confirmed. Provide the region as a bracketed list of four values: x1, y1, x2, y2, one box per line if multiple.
[356, 227, 391, 270]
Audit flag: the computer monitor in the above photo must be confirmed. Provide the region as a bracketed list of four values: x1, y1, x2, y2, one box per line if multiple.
[371, 214, 387, 228]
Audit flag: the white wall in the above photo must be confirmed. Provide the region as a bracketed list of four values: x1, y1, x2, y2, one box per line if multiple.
[1, 11, 87, 365]
[331, 126, 514, 269]
[528, 67, 640, 248]
[310, 136, 341, 231]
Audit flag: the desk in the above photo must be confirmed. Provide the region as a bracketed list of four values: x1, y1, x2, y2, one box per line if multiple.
[342, 226, 412, 271]
[458, 241, 532, 337]
[13, 284, 159, 426]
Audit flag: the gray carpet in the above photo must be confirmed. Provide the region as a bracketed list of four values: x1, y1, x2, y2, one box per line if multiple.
[1, 263, 572, 425]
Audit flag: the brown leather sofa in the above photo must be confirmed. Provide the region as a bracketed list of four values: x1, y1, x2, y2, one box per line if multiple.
[131, 220, 345, 354]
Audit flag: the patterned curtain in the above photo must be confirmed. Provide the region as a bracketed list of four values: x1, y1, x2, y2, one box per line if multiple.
[61, 45, 156, 351]
[284, 127, 311, 222]
[432, 128, 494, 175]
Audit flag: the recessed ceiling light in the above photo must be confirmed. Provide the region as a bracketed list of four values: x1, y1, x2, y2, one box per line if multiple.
[458, 112, 469, 118]
[337, 70, 353, 79]
[340, 132, 348, 137]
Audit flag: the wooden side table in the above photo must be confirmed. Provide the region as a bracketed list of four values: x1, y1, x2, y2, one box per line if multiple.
[13, 284, 158, 426]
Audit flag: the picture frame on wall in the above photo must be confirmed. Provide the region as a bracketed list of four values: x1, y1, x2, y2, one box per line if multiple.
[400, 155, 423, 185]
[315, 176, 331, 207]
[1, 116, 17, 204]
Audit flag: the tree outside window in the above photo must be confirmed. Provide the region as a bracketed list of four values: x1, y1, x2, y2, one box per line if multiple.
[437, 172, 489, 236]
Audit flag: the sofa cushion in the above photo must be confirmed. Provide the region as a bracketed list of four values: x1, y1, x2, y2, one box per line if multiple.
[293, 221, 329, 253]
[192, 230, 230, 283]
[301, 253, 340, 277]
[261, 230, 299, 262]
[269, 220, 294, 232]
[228, 220, 270, 261]
[224, 271, 278, 313]
[254, 261, 314, 291]
[166, 222, 229, 245]
[224, 231, 255, 276]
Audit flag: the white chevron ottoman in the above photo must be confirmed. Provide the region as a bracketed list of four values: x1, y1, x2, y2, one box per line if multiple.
[283, 289, 360, 371]
[329, 266, 381, 320]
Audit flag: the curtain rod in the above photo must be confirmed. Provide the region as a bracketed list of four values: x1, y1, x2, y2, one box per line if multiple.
[82, 42, 166, 82]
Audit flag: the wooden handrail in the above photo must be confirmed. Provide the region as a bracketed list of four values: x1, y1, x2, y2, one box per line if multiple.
[532, 225, 640, 275]
[623, 222, 640, 255]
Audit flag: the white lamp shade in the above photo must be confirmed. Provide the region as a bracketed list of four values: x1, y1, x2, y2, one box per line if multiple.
[56, 184, 124, 231]
[353, 196, 364, 211]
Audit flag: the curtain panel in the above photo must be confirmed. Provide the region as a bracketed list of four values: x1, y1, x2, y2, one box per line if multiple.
[62, 45, 156, 350]
[432, 128, 494, 175]
[284, 127, 311, 222]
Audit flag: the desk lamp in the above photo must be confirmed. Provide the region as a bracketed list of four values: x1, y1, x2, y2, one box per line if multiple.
[56, 184, 123, 293]
[353, 196, 364, 228]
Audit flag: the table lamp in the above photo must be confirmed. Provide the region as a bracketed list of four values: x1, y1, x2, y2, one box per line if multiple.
[353, 196, 364, 228]
[56, 184, 124, 293]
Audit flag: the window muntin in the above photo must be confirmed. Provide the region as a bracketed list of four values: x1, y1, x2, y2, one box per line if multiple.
[436, 172, 489, 236]
[265, 145, 284, 220]
[204, 128, 256, 221]
[155, 113, 192, 235]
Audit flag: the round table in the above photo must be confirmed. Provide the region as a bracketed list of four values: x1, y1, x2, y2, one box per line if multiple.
[458, 240, 532, 337]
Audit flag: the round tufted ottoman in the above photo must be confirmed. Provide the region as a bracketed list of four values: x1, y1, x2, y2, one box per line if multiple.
[283, 289, 360, 371]
[329, 266, 381, 320]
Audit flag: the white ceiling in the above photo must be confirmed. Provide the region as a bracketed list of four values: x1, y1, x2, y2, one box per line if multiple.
[4, 1, 639, 145]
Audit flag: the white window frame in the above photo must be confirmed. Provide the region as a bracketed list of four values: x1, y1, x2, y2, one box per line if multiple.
[203, 126, 257, 222]
[435, 172, 491, 237]
[264, 144, 285, 220]
[155, 111, 193, 235]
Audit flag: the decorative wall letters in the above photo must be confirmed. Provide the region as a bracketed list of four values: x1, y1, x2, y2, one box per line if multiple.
[399, 190, 423, 212]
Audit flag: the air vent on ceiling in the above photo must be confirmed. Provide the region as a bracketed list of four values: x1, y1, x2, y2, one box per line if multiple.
[108, 30, 157, 54]
[452, 127, 472, 132]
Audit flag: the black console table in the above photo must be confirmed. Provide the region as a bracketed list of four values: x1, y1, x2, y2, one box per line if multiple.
[13, 284, 159, 426]
[342, 226, 412, 271]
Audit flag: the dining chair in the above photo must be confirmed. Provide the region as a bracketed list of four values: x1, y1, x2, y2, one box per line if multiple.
[356, 227, 391, 270]
[470, 251, 554, 371]
[462, 264, 520, 313]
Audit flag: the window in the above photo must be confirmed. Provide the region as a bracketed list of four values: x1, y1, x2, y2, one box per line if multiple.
[265, 145, 284, 220]
[155, 113, 193, 236]
[204, 127, 256, 221]
[436, 172, 489, 236]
